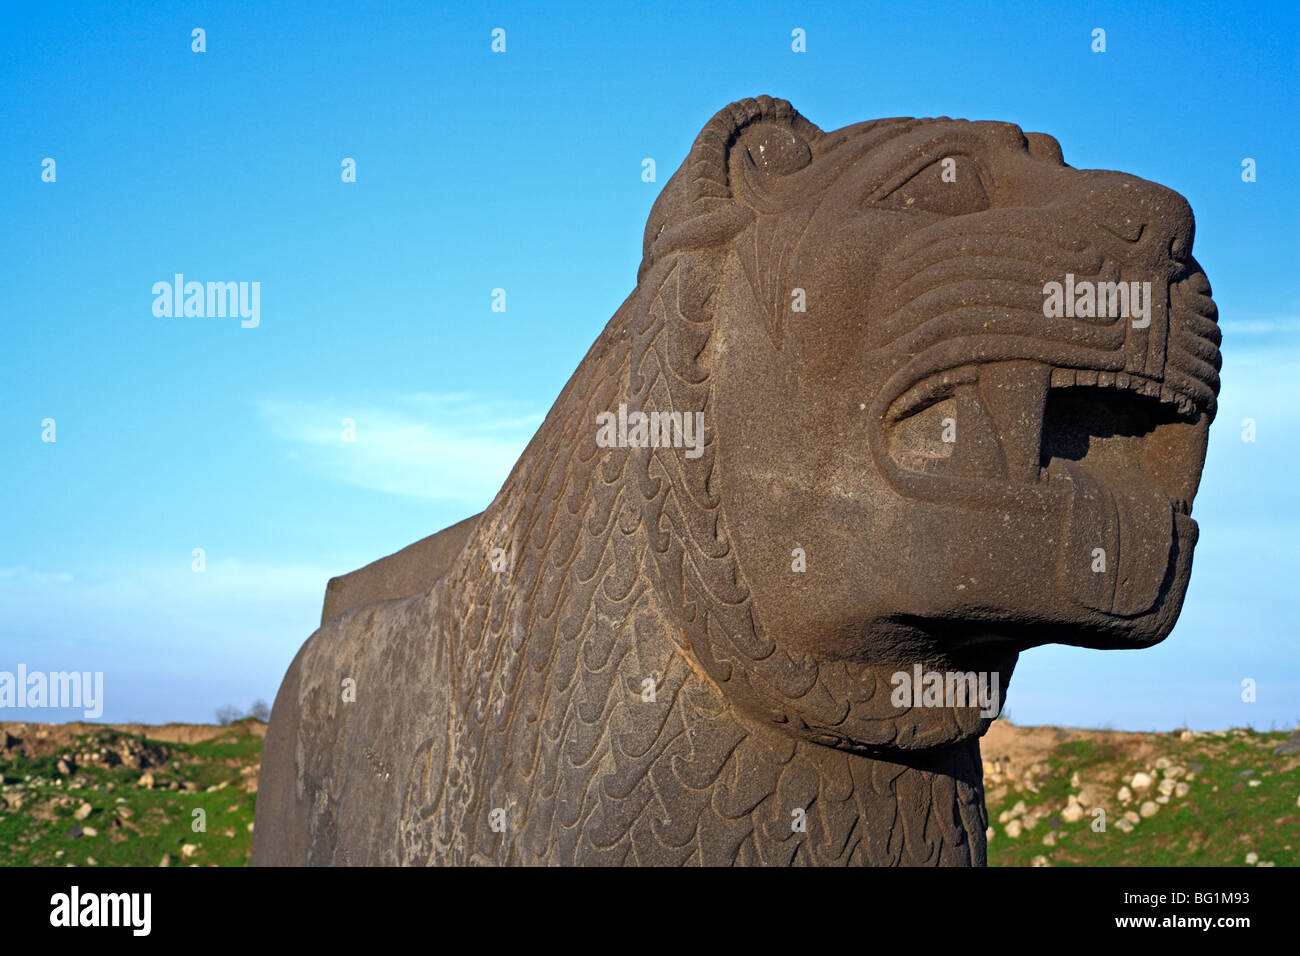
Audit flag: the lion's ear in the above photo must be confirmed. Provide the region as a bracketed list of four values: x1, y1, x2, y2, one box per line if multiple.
[639, 97, 822, 283]
[727, 112, 817, 212]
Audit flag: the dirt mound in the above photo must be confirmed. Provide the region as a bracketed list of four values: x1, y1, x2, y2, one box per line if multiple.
[1, 718, 265, 754]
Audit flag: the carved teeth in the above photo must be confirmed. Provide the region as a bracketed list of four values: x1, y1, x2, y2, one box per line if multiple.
[886, 360, 1201, 485]
[971, 361, 1051, 485]
[891, 362, 1195, 428]
[1045, 367, 1194, 418]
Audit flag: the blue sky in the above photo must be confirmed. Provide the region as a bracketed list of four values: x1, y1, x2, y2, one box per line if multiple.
[1, 0, 1296, 730]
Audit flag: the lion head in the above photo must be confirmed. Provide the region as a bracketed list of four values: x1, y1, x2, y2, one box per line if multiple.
[623, 96, 1221, 756]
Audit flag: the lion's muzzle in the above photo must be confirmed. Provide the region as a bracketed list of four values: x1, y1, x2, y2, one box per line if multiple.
[862, 172, 1220, 638]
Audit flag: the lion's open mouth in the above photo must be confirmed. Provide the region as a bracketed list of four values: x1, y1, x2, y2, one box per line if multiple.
[883, 361, 1199, 508]
[874, 315, 1219, 625]
[861, 259, 1220, 624]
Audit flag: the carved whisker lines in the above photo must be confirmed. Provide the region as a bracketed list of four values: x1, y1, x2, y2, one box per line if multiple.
[888, 260, 1099, 318]
[889, 239, 1103, 295]
[895, 216, 1089, 260]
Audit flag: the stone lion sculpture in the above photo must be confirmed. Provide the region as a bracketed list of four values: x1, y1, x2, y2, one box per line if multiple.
[253, 96, 1221, 866]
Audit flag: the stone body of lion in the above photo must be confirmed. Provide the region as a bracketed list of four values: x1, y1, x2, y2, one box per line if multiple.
[253, 96, 1220, 866]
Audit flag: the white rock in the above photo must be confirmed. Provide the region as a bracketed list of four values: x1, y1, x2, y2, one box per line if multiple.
[1248, 780, 1261, 788]
[1130, 772, 1154, 791]
[1118, 786, 1132, 803]
[1061, 803, 1085, 823]
[73, 802, 92, 820]
[1043, 831, 1057, 846]
[1156, 795, 1170, 804]
[1005, 819, 1023, 838]
[1012, 800, 1027, 816]
[986, 826, 995, 842]
[1124, 810, 1141, 825]
[1030, 854, 1051, 867]
[1155, 757, 1171, 770]
[1176, 782, 1191, 798]
[81, 826, 97, 837]
[1158, 778, 1177, 796]
[1070, 772, 1081, 788]
[181, 843, 198, 858]
[1140, 801, 1159, 818]
[1116, 818, 1134, 833]
[1245, 852, 1259, 864]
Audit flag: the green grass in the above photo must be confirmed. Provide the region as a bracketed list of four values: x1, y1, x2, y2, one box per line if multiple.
[0, 724, 260, 868]
[987, 728, 1299, 867]
[3, 721, 1295, 866]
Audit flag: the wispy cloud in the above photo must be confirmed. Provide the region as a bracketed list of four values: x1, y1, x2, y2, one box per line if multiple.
[0, 560, 337, 723]
[1218, 315, 1300, 338]
[0, 567, 73, 586]
[0, 560, 333, 611]
[256, 393, 544, 502]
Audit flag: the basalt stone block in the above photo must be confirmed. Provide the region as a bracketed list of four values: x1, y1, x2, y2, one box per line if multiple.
[253, 96, 1222, 866]
[319, 513, 481, 626]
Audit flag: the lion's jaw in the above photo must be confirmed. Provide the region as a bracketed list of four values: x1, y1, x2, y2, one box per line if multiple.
[674, 115, 1220, 755]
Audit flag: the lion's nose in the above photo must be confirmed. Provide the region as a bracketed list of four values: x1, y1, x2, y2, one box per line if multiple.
[1069, 173, 1196, 265]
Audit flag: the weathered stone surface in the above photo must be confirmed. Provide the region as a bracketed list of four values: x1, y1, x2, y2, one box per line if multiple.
[253, 96, 1221, 866]
[320, 513, 481, 625]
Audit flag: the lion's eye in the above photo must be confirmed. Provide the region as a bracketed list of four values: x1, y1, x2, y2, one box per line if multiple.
[873, 156, 990, 215]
